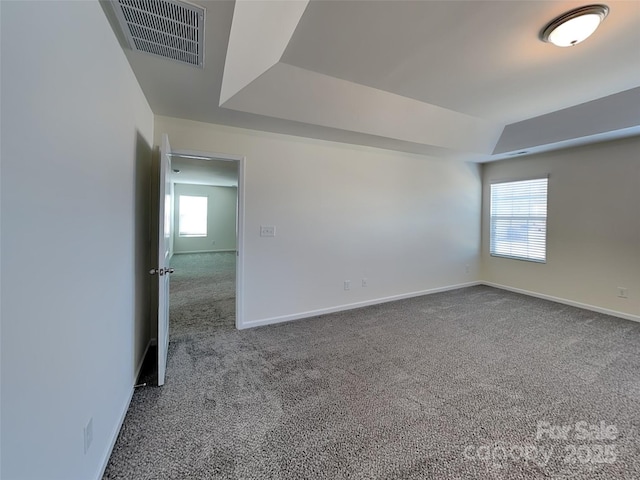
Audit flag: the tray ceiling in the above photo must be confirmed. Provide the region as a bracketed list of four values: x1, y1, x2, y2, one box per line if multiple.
[104, 0, 640, 162]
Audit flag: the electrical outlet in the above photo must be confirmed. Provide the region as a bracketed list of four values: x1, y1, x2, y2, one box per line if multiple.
[362, 278, 368, 287]
[465, 264, 470, 274]
[260, 225, 276, 237]
[344, 280, 351, 291]
[84, 418, 93, 454]
[617, 287, 628, 299]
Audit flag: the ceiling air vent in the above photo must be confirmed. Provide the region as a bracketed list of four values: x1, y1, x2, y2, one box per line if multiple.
[112, 0, 205, 68]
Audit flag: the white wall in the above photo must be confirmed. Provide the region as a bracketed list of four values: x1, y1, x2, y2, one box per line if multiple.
[155, 116, 481, 327]
[173, 183, 237, 253]
[481, 136, 640, 319]
[1, 2, 154, 479]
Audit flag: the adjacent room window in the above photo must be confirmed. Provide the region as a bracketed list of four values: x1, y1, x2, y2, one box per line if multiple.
[490, 177, 548, 263]
[178, 195, 208, 237]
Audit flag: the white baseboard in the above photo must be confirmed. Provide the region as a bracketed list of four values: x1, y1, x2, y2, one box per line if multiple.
[95, 339, 153, 480]
[238, 281, 481, 329]
[95, 386, 134, 480]
[238, 281, 638, 329]
[481, 282, 640, 323]
[173, 249, 236, 254]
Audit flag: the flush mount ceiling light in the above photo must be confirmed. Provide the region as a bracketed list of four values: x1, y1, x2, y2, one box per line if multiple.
[541, 4, 609, 47]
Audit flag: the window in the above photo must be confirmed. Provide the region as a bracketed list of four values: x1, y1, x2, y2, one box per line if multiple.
[178, 195, 208, 237]
[490, 177, 548, 263]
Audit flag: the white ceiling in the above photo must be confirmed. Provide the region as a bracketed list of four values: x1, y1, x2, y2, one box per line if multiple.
[281, 1, 640, 123]
[104, 0, 640, 162]
[171, 156, 238, 186]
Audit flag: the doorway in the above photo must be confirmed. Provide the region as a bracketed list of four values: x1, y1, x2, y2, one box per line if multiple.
[168, 150, 244, 335]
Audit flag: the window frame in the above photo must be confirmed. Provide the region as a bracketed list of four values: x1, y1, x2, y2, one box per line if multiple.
[489, 176, 549, 264]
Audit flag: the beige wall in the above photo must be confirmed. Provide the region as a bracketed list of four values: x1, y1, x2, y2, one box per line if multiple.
[173, 183, 238, 253]
[482, 136, 640, 319]
[155, 116, 481, 327]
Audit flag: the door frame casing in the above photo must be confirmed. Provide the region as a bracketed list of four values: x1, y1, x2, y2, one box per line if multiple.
[170, 149, 246, 329]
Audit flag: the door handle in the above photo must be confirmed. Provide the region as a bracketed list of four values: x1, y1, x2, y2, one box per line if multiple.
[149, 268, 175, 275]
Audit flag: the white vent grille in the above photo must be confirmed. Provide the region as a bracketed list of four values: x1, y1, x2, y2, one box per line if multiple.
[112, 0, 205, 68]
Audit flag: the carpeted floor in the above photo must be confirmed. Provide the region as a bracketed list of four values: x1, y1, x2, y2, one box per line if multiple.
[104, 256, 640, 479]
[169, 252, 236, 336]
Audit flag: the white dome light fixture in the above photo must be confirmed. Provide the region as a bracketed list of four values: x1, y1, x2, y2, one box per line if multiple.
[541, 4, 609, 47]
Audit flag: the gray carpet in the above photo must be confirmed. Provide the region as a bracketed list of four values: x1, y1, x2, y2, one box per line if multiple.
[169, 252, 236, 335]
[104, 257, 640, 479]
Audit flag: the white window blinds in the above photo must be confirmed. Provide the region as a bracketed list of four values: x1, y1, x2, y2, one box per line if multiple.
[490, 177, 548, 263]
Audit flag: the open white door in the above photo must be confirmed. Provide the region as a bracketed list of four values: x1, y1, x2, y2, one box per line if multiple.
[151, 134, 173, 386]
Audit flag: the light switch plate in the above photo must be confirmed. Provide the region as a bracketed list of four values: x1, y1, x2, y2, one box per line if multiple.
[260, 225, 276, 237]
